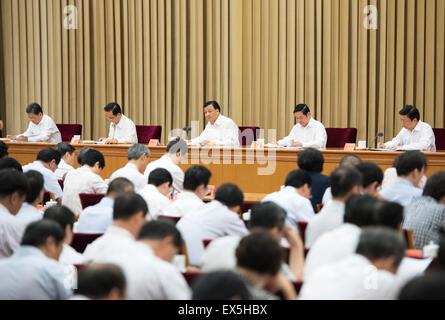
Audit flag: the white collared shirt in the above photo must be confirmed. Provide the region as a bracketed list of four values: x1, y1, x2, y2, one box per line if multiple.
[262, 186, 315, 228]
[176, 200, 248, 266]
[106, 242, 191, 300]
[16, 203, 43, 225]
[144, 154, 184, 194]
[305, 199, 345, 248]
[74, 197, 114, 234]
[55, 159, 74, 180]
[0, 203, 26, 259]
[278, 117, 327, 148]
[138, 184, 171, 220]
[23, 161, 63, 199]
[110, 162, 146, 191]
[379, 177, 423, 206]
[300, 254, 398, 300]
[108, 114, 138, 144]
[191, 114, 240, 147]
[384, 120, 436, 151]
[83, 225, 136, 263]
[62, 165, 108, 215]
[59, 243, 85, 266]
[19, 114, 62, 144]
[163, 191, 205, 218]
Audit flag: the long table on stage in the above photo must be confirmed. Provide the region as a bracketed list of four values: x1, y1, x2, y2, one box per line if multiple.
[6, 142, 445, 194]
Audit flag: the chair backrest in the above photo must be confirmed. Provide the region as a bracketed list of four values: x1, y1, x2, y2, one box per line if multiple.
[202, 239, 212, 248]
[325, 128, 357, 148]
[71, 233, 103, 253]
[433, 128, 445, 151]
[79, 193, 105, 210]
[58, 179, 64, 190]
[56, 124, 82, 142]
[238, 126, 260, 146]
[157, 215, 181, 225]
[136, 125, 162, 144]
[298, 221, 308, 245]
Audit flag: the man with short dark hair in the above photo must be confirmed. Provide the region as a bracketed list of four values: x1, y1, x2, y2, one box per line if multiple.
[262, 169, 315, 228]
[192, 271, 251, 300]
[110, 143, 150, 191]
[144, 137, 187, 193]
[75, 177, 135, 233]
[190, 100, 240, 147]
[399, 273, 445, 300]
[138, 168, 173, 219]
[380, 150, 426, 206]
[16, 170, 44, 224]
[8, 103, 62, 143]
[62, 148, 108, 215]
[0, 220, 70, 299]
[0, 157, 23, 172]
[55, 142, 76, 180]
[277, 104, 327, 148]
[23, 147, 63, 201]
[379, 105, 436, 151]
[177, 183, 248, 266]
[100, 102, 137, 144]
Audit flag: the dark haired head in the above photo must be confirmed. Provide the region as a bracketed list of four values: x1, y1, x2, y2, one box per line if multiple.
[37, 148, 61, 165]
[56, 143, 75, 158]
[24, 170, 44, 204]
[422, 172, 445, 202]
[80, 148, 105, 169]
[104, 102, 122, 115]
[250, 202, 287, 232]
[0, 169, 29, 198]
[138, 220, 183, 249]
[293, 104, 310, 115]
[284, 169, 312, 188]
[204, 101, 221, 112]
[215, 183, 244, 208]
[344, 194, 380, 227]
[26, 103, 43, 115]
[297, 148, 324, 173]
[355, 162, 384, 189]
[183, 165, 212, 191]
[399, 273, 445, 300]
[107, 177, 134, 196]
[148, 168, 173, 187]
[395, 151, 427, 176]
[330, 167, 362, 199]
[43, 205, 76, 231]
[113, 193, 148, 220]
[0, 157, 23, 172]
[21, 219, 65, 247]
[192, 271, 251, 300]
[399, 105, 420, 122]
[374, 200, 404, 230]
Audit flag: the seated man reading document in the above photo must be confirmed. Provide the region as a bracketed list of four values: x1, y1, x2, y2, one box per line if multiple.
[99, 102, 138, 144]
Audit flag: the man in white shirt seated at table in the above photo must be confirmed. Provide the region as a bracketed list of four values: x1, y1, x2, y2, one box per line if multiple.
[0, 220, 71, 299]
[300, 227, 406, 300]
[16, 171, 44, 224]
[164, 165, 211, 218]
[62, 149, 108, 216]
[106, 221, 191, 300]
[379, 105, 436, 151]
[74, 178, 134, 234]
[177, 183, 248, 267]
[8, 103, 62, 144]
[190, 101, 240, 147]
[110, 143, 150, 191]
[305, 166, 362, 248]
[22, 147, 64, 202]
[277, 104, 327, 148]
[55, 143, 75, 180]
[83, 193, 148, 262]
[379, 151, 426, 206]
[144, 137, 187, 194]
[43, 205, 84, 266]
[262, 169, 315, 228]
[0, 169, 28, 258]
[138, 168, 172, 220]
[99, 102, 138, 144]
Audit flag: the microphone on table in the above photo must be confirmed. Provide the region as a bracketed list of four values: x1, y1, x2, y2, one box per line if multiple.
[368, 132, 384, 149]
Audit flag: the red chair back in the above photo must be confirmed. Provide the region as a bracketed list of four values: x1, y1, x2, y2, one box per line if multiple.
[433, 128, 445, 151]
[202, 239, 212, 248]
[136, 125, 162, 144]
[182, 271, 202, 286]
[158, 215, 181, 225]
[56, 124, 82, 142]
[72, 233, 103, 253]
[238, 126, 260, 146]
[325, 128, 357, 148]
[79, 193, 105, 210]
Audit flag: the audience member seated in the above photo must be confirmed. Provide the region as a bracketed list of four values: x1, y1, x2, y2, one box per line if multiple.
[262, 170, 315, 228]
[381, 156, 427, 190]
[297, 148, 330, 211]
[0, 141, 8, 158]
[109, 143, 150, 191]
[398, 272, 445, 300]
[55, 143, 75, 180]
[202, 201, 304, 281]
[16, 170, 44, 224]
[305, 166, 362, 247]
[83, 193, 148, 262]
[106, 221, 190, 299]
[72, 263, 127, 300]
[164, 165, 211, 217]
[192, 271, 252, 300]
[62, 148, 108, 215]
[43, 205, 84, 265]
[0, 157, 23, 172]
[300, 227, 406, 299]
[0, 220, 71, 299]
[138, 168, 172, 220]
[403, 172, 445, 249]
[144, 137, 188, 194]
[177, 183, 248, 266]
[74, 178, 134, 233]
[0, 169, 29, 258]
[380, 150, 427, 206]
[23, 148, 63, 201]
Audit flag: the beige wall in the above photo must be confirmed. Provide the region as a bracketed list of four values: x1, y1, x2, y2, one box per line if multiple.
[0, 0, 444, 143]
